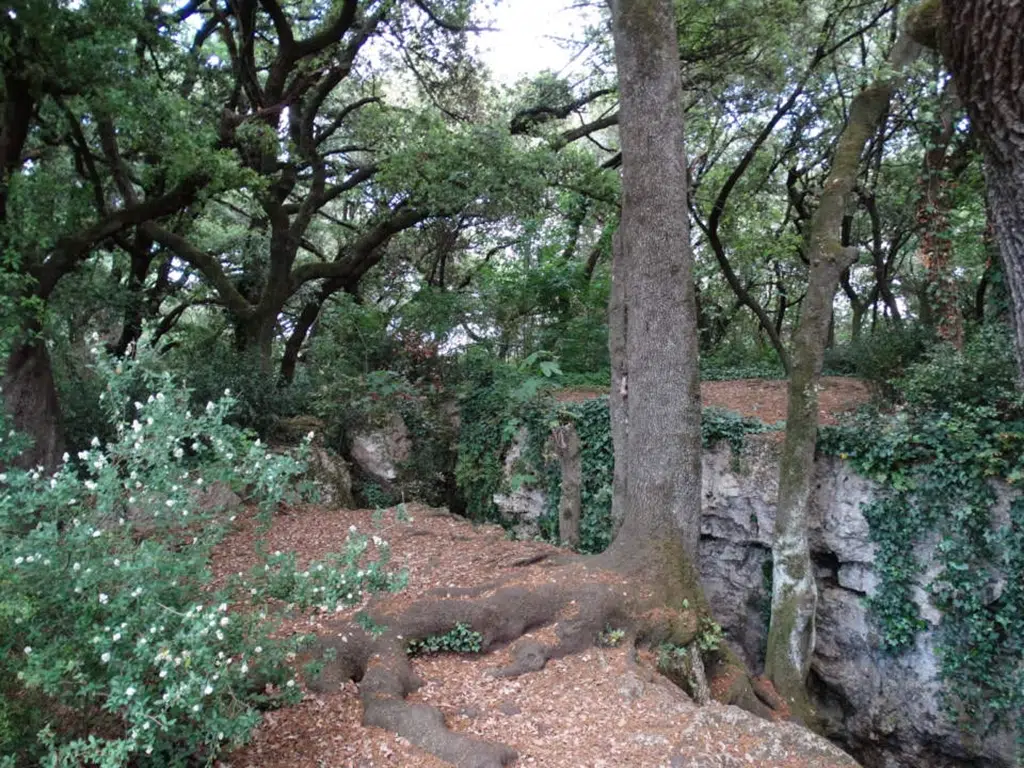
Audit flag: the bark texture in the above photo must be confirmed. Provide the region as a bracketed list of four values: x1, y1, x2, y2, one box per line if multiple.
[940, 0, 1024, 380]
[1, 340, 64, 473]
[608, 231, 629, 536]
[552, 422, 582, 549]
[766, 33, 921, 722]
[605, 0, 703, 592]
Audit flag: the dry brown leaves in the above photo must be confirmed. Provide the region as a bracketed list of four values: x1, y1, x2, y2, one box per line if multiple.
[215, 503, 859, 768]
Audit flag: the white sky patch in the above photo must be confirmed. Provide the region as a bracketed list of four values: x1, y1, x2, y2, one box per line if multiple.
[475, 0, 603, 84]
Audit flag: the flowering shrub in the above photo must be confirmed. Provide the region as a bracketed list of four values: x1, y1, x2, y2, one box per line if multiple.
[0, 344, 403, 766]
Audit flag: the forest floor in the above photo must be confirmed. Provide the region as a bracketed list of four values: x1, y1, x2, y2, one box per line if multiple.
[553, 376, 873, 427]
[216, 378, 871, 768]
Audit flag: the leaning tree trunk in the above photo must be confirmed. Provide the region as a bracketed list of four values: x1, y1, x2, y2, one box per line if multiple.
[940, 0, 1024, 382]
[604, 0, 703, 603]
[766, 32, 921, 723]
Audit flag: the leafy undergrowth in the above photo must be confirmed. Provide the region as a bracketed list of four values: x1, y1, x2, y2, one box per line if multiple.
[215, 502, 859, 768]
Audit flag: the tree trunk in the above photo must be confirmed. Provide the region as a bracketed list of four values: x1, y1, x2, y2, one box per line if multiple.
[279, 277, 347, 385]
[766, 32, 921, 722]
[916, 83, 969, 349]
[604, 0, 703, 602]
[552, 422, 582, 549]
[1, 339, 64, 473]
[941, 0, 1024, 380]
[608, 232, 629, 537]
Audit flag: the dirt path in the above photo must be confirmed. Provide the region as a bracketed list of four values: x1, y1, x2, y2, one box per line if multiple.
[217, 504, 858, 768]
[217, 380, 870, 767]
[554, 377, 872, 427]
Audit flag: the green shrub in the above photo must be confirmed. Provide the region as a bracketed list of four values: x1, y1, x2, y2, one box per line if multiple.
[895, 325, 1018, 412]
[0, 343, 402, 766]
[822, 324, 932, 385]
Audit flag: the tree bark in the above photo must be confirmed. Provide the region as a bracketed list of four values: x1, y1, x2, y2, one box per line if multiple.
[766, 32, 921, 722]
[916, 82, 971, 349]
[604, 0, 703, 602]
[608, 232, 629, 537]
[940, 0, 1024, 381]
[1, 339, 64, 473]
[552, 422, 582, 549]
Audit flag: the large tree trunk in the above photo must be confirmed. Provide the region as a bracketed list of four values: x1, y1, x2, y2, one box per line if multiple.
[604, 0, 703, 602]
[766, 32, 920, 722]
[2, 339, 64, 472]
[608, 232, 629, 537]
[940, 0, 1024, 381]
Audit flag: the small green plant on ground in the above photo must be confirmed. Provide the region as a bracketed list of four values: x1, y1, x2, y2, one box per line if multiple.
[597, 626, 626, 647]
[694, 617, 724, 653]
[406, 623, 483, 656]
[657, 642, 690, 672]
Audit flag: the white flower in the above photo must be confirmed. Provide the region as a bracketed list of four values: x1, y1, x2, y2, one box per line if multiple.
[62, 452, 70, 463]
[101, 652, 111, 663]
[112, 633, 121, 642]
[349, 525, 357, 534]
[14, 556, 23, 565]
[192, 704, 200, 712]
[165, 499, 175, 507]
[203, 684, 213, 696]
[254, 646, 262, 654]
[113, 559, 120, 567]
[223, 388, 231, 396]
[215, 630, 224, 641]
[286, 679, 295, 688]
[99, 593, 109, 604]
[240, 663, 249, 674]
[90, 437, 100, 447]
[173, 447, 184, 459]
[134, 401, 143, 411]
[23, 646, 31, 655]
[156, 393, 165, 402]
[206, 401, 215, 413]
[125, 686, 136, 698]
[92, 529, 102, 538]
[159, 669, 167, 678]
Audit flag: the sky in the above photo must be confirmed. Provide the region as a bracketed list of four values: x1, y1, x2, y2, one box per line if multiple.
[475, 0, 604, 84]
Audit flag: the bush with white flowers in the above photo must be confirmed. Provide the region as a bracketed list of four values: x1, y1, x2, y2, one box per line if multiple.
[0, 344, 402, 767]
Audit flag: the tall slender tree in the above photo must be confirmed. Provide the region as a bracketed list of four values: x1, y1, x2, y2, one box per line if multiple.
[766, 29, 922, 720]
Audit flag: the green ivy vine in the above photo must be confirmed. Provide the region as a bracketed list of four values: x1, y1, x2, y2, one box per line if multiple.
[822, 402, 1024, 738]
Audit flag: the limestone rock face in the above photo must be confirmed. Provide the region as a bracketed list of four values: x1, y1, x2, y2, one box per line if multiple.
[496, 429, 1020, 768]
[305, 445, 355, 509]
[350, 413, 412, 484]
[493, 427, 548, 540]
[697, 435, 1018, 768]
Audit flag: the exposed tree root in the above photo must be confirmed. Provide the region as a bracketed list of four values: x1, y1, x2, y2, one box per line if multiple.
[302, 559, 785, 767]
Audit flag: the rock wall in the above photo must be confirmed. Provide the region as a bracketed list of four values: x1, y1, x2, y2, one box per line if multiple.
[496, 432, 1019, 768]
